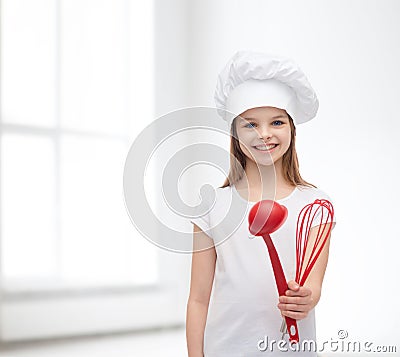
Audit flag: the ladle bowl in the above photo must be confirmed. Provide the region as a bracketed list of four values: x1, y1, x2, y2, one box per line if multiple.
[248, 200, 288, 236]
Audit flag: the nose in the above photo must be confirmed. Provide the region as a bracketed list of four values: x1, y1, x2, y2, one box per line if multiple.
[257, 125, 272, 141]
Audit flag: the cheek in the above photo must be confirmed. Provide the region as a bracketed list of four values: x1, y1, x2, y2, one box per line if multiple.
[239, 141, 251, 155]
[236, 129, 257, 143]
[282, 131, 292, 148]
[236, 131, 253, 150]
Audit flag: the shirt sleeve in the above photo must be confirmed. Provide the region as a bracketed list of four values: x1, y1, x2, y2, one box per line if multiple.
[190, 210, 211, 234]
[189, 193, 214, 239]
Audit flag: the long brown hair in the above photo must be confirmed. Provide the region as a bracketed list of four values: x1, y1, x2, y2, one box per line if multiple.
[220, 114, 316, 189]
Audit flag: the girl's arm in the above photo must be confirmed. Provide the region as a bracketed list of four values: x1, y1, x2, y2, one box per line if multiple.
[278, 223, 333, 320]
[186, 223, 216, 357]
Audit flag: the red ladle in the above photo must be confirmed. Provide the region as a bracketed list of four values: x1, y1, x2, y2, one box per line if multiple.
[248, 200, 299, 344]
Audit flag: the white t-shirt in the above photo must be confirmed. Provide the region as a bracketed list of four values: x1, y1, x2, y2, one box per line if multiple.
[190, 184, 336, 357]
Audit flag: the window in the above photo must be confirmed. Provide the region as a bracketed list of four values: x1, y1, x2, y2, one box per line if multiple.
[0, 0, 157, 292]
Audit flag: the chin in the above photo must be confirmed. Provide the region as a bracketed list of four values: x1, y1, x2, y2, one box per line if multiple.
[257, 161, 276, 167]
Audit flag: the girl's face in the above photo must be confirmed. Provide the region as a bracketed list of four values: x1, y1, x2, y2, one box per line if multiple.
[235, 106, 292, 167]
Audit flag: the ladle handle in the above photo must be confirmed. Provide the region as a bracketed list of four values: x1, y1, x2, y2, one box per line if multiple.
[263, 234, 299, 343]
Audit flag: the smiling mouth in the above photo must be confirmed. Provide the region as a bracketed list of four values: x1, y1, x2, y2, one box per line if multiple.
[253, 144, 278, 151]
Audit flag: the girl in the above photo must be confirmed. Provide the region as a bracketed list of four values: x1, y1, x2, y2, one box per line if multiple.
[186, 51, 336, 356]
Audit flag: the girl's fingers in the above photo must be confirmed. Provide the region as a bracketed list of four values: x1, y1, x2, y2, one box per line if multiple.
[287, 280, 300, 291]
[279, 283, 313, 321]
[281, 310, 308, 320]
[285, 286, 311, 297]
[277, 303, 310, 313]
[279, 295, 312, 305]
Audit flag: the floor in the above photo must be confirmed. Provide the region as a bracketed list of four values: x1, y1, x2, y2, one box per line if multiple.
[0, 329, 390, 357]
[0, 327, 187, 357]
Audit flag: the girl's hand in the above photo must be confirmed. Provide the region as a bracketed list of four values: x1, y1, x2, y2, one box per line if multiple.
[277, 280, 314, 320]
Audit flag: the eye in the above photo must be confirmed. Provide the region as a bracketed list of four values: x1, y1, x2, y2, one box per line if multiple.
[272, 120, 284, 126]
[244, 122, 256, 128]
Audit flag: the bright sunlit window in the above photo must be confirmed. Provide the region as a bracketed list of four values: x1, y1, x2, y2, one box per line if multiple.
[0, 0, 158, 290]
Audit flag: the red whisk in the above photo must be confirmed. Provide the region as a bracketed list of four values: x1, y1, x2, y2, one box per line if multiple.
[295, 199, 335, 285]
[281, 198, 335, 340]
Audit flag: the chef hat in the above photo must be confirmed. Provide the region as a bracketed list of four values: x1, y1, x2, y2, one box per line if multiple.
[214, 50, 319, 128]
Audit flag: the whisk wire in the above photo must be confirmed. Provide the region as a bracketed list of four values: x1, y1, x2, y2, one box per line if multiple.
[295, 199, 334, 286]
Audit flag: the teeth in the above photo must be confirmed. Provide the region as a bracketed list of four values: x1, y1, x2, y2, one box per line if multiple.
[255, 144, 276, 151]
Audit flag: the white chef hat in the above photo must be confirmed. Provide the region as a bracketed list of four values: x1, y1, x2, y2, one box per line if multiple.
[214, 50, 319, 128]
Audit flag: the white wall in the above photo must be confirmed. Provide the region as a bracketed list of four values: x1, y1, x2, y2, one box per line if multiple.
[180, 0, 400, 347]
[153, 0, 192, 330]
[154, 0, 191, 115]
